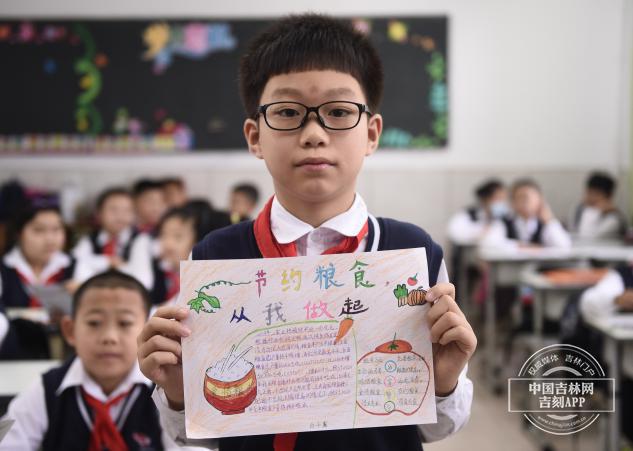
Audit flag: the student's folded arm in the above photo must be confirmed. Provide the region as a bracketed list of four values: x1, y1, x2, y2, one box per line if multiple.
[579, 270, 624, 319]
[542, 219, 572, 248]
[447, 211, 484, 246]
[594, 214, 623, 240]
[72, 237, 111, 274]
[0, 379, 48, 451]
[479, 220, 517, 250]
[418, 365, 473, 442]
[152, 386, 219, 450]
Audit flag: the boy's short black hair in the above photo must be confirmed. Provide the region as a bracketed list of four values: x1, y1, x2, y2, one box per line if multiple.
[157, 201, 232, 243]
[72, 270, 151, 317]
[96, 187, 132, 210]
[239, 14, 384, 118]
[475, 179, 504, 202]
[586, 172, 616, 198]
[232, 183, 260, 205]
[511, 178, 541, 196]
[132, 179, 163, 198]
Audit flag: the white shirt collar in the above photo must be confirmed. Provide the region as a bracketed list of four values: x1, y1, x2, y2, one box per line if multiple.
[97, 227, 133, 246]
[270, 193, 368, 244]
[56, 357, 152, 401]
[3, 246, 71, 284]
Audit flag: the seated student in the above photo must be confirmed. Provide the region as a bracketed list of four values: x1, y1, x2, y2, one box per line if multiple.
[138, 14, 476, 450]
[579, 265, 633, 441]
[0, 205, 88, 358]
[229, 183, 260, 223]
[572, 172, 626, 240]
[0, 270, 177, 450]
[162, 177, 189, 209]
[133, 179, 168, 234]
[481, 178, 572, 249]
[447, 179, 507, 304]
[72, 187, 139, 274]
[447, 179, 507, 246]
[146, 201, 231, 306]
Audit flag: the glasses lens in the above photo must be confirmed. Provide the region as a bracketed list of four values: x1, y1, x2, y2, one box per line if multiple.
[319, 102, 361, 130]
[265, 103, 307, 130]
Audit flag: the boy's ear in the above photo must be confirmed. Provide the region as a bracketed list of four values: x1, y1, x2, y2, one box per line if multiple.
[366, 113, 383, 156]
[60, 315, 76, 347]
[243, 119, 263, 159]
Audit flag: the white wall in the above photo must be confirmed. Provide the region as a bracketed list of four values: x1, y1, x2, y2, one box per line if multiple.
[1, 0, 631, 252]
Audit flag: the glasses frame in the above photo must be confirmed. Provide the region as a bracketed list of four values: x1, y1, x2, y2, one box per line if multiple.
[256, 101, 373, 131]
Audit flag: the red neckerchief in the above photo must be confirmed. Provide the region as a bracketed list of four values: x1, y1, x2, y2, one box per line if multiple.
[82, 388, 129, 451]
[16, 268, 66, 308]
[254, 196, 368, 258]
[164, 268, 180, 302]
[253, 196, 368, 451]
[102, 236, 117, 257]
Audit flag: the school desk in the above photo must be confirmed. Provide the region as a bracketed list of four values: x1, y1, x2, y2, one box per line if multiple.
[584, 314, 633, 451]
[0, 360, 60, 397]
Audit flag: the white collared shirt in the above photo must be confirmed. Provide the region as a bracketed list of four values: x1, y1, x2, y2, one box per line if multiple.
[0, 358, 180, 450]
[0, 247, 90, 300]
[575, 206, 624, 240]
[72, 227, 134, 267]
[152, 193, 473, 447]
[579, 270, 633, 377]
[481, 216, 572, 250]
[271, 194, 369, 256]
[447, 207, 488, 246]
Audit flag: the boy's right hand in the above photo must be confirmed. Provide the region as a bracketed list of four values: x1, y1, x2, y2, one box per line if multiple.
[138, 306, 191, 410]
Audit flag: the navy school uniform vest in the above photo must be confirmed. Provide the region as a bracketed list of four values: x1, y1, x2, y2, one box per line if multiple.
[89, 228, 140, 261]
[191, 217, 444, 451]
[149, 258, 173, 305]
[41, 358, 164, 451]
[502, 216, 544, 245]
[0, 257, 76, 308]
[615, 264, 633, 289]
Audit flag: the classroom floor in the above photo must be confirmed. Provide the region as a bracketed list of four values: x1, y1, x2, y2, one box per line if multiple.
[426, 352, 608, 451]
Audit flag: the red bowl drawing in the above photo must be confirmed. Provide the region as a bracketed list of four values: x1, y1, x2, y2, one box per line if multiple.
[203, 365, 257, 415]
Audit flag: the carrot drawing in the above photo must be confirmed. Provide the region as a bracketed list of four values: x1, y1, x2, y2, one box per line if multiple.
[334, 317, 354, 344]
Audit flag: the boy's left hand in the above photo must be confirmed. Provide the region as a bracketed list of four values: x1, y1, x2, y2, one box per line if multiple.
[425, 283, 477, 396]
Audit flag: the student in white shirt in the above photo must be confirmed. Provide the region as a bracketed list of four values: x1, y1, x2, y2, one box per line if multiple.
[447, 179, 507, 246]
[0, 270, 179, 450]
[0, 205, 88, 358]
[481, 178, 572, 250]
[579, 264, 633, 441]
[136, 15, 477, 451]
[572, 172, 626, 240]
[73, 187, 140, 275]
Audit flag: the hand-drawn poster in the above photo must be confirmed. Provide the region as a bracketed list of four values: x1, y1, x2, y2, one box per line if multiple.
[180, 248, 437, 439]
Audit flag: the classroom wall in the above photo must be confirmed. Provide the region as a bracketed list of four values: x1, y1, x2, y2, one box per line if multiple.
[1, 0, 631, 256]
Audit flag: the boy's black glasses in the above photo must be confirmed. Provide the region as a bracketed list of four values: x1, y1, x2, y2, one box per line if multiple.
[257, 101, 372, 131]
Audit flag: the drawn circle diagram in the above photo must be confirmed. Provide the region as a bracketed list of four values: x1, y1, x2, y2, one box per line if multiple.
[384, 360, 397, 372]
[356, 339, 431, 417]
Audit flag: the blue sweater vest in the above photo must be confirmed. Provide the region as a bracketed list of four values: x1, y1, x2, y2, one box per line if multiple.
[41, 358, 164, 451]
[191, 217, 445, 451]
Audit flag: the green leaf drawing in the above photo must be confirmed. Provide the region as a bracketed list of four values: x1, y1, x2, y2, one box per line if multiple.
[188, 296, 204, 313]
[199, 292, 221, 309]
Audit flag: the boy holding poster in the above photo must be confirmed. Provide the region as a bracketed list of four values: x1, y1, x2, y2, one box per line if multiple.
[138, 14, 477, 450]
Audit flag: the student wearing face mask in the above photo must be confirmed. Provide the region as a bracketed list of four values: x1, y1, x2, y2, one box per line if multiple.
[572, 172, 627, 241]
[481, 179, 572, 250]
[447, 179, 508, 246]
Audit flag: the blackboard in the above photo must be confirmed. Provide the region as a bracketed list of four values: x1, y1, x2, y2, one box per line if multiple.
[0, 17, 448, 154]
